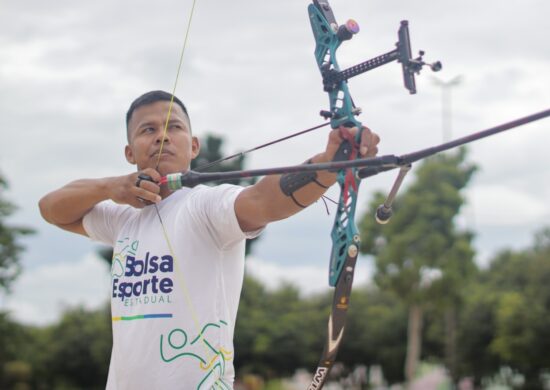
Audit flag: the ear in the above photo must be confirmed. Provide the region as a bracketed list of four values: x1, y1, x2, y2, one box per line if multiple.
[125, 145, 136, 165]
[191, 136, 200, 159]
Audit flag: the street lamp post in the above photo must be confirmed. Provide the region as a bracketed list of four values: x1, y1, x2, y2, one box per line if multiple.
[432, 75, 462, 142]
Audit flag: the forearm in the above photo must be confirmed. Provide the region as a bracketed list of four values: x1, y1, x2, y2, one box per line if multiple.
[236, 153, 337, 230]
[274, 153, 337, 217]
[39, 177, 115, 226]
[236, 125, 380, 231]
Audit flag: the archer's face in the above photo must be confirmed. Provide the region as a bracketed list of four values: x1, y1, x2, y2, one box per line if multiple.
[125, 101, 199, 176]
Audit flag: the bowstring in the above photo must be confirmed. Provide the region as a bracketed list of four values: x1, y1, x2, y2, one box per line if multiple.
[155, 0, 198, 170]
[150, 0, 215, 361]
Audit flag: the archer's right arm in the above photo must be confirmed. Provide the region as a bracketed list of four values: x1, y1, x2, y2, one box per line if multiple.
[38, 169, 161, 236]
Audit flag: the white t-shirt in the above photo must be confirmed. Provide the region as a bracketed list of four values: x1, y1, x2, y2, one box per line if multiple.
[83, 184, 260, 389]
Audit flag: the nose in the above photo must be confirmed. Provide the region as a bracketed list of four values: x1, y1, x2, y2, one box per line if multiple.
[155, 128, 170, 144]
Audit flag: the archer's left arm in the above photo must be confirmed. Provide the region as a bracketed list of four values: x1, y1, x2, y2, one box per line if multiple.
[235, 126, 380, 232]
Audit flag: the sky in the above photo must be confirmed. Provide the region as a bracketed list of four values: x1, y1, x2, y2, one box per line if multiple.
[1, 0, 549, 326]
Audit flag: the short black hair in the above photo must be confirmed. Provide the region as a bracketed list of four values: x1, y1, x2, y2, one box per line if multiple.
[126, 90, 190, 130]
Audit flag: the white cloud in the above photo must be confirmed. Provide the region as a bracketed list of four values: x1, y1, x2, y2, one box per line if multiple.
[466, 184, 548, 227]
[2, 253, 111, 326]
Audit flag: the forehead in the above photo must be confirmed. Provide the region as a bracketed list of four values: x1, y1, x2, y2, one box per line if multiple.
[128, 100, 189, 131]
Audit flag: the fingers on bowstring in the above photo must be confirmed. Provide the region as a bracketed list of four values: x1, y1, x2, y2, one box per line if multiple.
[133, 188, 161, 206]
[139, 168, 162, 182]
[133, 172, 161, 205]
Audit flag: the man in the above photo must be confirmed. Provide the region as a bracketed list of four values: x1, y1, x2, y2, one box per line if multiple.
[39, 90, 380, 389]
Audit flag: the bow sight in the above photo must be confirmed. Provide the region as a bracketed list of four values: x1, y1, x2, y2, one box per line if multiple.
[310, 0, 441, 123]
[310, 1, 440, 227]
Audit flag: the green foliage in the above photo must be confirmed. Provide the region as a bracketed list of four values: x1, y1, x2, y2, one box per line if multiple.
[0, 312, 34, 388]
[358, 150, 478, 383]
[0, 174, 35, 292]
[43, 306, 112, 389]
[191, 133, 256, 186]
[454, 284, 501, 383]
[234, 275, 329, 378]
[234, 277, 411, 385]
[342, 287, 408, 383]
[1, 305, 112, 390]
[454, 227, 550, 388]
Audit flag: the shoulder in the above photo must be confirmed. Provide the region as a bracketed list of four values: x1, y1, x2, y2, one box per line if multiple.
[161, 184, 245, 217]
[87, 200, 137, 220]
[186, 184, 245, 204]
[191, 183, 245, 195]
[82, 200, 139, 244]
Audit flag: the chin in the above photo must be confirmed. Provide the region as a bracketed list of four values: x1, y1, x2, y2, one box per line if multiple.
[157, 162, 189, 176]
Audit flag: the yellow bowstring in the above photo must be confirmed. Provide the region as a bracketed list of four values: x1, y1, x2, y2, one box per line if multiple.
[156, 0, 198, 169]
[152, 0, 228, 368]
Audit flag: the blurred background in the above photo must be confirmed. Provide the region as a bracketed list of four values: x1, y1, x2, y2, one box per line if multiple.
[1, 0, 549, 388]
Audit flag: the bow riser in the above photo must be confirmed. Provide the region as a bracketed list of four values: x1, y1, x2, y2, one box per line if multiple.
[329, 189, 360, 286]
[308, 2, 365, 388]
[309, 0, 364, 290]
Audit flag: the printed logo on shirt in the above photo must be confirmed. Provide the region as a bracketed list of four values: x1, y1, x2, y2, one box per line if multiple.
[112, 252, 174, 301]
[111, 237, 138, 278]
[111, 238, 175, 304]
[159, 320, 233, 389]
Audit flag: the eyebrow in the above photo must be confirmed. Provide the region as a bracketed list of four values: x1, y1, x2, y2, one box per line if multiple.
[137, 118, 190, 132]
[137, 120, 158, 129]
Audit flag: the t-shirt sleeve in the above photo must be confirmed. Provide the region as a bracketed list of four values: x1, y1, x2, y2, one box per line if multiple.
[188, 184, 263, 250]
[82, 201, 136, 246]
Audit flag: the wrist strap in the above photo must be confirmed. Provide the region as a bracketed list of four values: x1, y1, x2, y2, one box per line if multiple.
[279, 159, 330, 208]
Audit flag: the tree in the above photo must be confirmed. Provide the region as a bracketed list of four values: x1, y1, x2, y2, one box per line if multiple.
[454, 283, 501, 386]
[234, 275, 327, 378]
[342, 287, 408, 385]
[0, 305, 112, 390]
[457, 228, 550, 388]
[359, 149, 477, 384]
[0, 312, 35, 389]
[0, 174, 34, 292]
[191, 134, 254, 186]
[0, 172, 35, 388]
[16, 305, 112, 390]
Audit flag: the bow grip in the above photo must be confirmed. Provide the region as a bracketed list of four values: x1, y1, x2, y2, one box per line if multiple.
[329, 140, 354, 172]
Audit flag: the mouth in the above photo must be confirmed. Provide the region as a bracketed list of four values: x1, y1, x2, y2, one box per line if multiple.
[150, 150, 174, 158]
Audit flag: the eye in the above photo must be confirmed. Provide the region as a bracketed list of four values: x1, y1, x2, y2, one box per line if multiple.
[168, 123, 186, 133]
